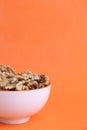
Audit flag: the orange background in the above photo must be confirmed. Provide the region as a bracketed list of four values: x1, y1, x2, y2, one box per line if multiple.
[0, 0, 87, 129]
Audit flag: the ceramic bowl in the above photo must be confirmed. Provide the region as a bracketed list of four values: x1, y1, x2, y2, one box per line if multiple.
[0, 85, 51, 124]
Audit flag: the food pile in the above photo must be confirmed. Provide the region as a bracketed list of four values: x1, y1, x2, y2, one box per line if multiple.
[0, 65, 50, 91]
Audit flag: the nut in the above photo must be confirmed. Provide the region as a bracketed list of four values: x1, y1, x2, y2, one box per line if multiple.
[40, 75, 50, 86]
[0, 65, 50, 91]
[33, 74, 40, 82]
[4, 85, 16, 90]
[20, 71, 33, 80]
[9, 77, 18, 84]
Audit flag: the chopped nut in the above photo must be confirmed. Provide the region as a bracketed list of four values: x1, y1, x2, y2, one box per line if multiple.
[16, 81, 27, 91]
[0, 72, 6, 80]
[7, 66, 16, 74]
[9, 77, 18, 84]
[40, 75, 50, 86]
[0, 64, 7, 72]
[15, 75, 24, 81]
[22, 85, 29, 90]
[2, 72, 15, 78]
[0, 80, 8, 87]
[20, 71, 33, 80]
[4, 85, 16, 90]
[16, 85, 23, 91]
[33, 74, 40, 82]
[0, 65, 50, 91]
[38, 83, 44, 88]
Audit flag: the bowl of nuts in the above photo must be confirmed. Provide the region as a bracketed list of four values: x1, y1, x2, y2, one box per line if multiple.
[0, 65, 51, 124]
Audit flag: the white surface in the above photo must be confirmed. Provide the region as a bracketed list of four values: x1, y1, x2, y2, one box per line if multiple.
[0, 117, 30, 124]
[0, 85, 51, 124]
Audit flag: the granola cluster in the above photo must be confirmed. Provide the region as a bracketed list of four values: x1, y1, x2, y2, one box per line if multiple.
[0, 65, 50, 91]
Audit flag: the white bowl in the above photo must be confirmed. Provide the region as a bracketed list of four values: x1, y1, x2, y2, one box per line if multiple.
[0, 85, 51, 124]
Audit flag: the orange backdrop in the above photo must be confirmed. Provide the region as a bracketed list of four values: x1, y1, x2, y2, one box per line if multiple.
[0, 0, 87, 129]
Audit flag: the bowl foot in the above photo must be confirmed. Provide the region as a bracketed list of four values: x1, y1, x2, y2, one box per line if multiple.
[0, 117, 30, 124]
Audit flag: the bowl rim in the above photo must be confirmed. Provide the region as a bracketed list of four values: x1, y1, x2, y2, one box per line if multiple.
[0, 84, 51, 93]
